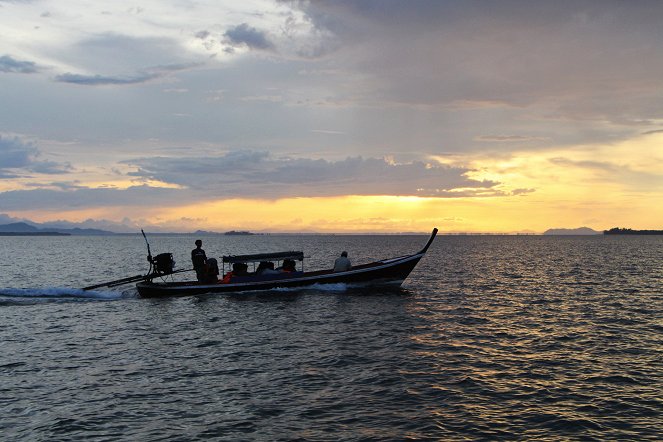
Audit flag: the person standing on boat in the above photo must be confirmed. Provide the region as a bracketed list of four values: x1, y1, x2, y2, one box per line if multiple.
[191, 239, 207, 282]
[333, 251, 351, 272]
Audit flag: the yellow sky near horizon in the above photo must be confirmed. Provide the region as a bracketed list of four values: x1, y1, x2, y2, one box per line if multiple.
[8, 133, 662, 233]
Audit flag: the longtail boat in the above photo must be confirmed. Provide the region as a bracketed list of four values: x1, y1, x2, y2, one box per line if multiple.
[134, 228, 438, 298]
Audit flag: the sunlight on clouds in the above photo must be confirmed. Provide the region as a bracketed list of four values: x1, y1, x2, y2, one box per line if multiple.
[3, 133, 662, 233]
[452, 132, 663, 230]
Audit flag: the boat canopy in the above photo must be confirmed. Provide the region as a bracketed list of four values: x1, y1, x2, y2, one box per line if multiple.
[222, 251, 304, 264]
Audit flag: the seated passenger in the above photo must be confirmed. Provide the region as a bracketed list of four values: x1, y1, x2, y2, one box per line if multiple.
[202, 258, 219, 283]
[279, 259, 297, 273]
[256, 261, 279, 275]
[333, 251, 351, 272]
[232, 262, 249, 276]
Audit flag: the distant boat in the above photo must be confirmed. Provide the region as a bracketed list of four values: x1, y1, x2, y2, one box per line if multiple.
[134, 228, 438, 298]
[224, 230, 255, 235]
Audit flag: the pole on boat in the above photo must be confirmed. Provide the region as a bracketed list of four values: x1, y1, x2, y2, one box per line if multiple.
[81, 229, 196, 291]
[141, 228, 153, 267]
[82, 274, 146, 291]
[81, 268, 194, 291]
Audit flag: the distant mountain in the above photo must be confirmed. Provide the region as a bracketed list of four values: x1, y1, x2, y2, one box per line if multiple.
[0, 222, 114, 235]
[52, 227, 116, 235]
[0, 222, 39, 233]
[543, 227, 601, 235]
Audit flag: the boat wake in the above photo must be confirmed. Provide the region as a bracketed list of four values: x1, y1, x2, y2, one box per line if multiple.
[0, 287, 125, 304]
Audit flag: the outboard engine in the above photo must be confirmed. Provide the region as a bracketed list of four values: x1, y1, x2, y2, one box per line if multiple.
[153, 253, 175, 274]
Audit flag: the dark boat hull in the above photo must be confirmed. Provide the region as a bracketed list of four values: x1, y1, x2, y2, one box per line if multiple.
[136, 228, 437, 298]
[137, 253, 423, 298]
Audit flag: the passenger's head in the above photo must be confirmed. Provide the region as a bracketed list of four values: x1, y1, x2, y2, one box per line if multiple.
[341, 251, 348, 257]
[195, 239, 202, 247]
[207, 258, 219, 274]
[283, 259, 296, 270]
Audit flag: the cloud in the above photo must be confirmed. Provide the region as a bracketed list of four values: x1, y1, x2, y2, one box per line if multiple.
[0, 185, 181, 210]
[0, 135, 72, 177]
[0, 136, 35, 168]
[475, 135, 548, 143]
[0, 55, 38, 73]
[289, 1, 663, 131]
[195, 30, 211, 40]
[122, 150, 501, 198]
[549, 157, 618, 172]
[224, 23, 275, 51]
[55, 62, 199, 86]
[55, 72, 159, 86]
[0, 150, 512, 211]
[548, 156, 663, 190]
[51, 33, 201, 86]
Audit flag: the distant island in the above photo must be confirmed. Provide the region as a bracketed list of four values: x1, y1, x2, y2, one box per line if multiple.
[604, 228, 663, 235]
[0, 222, 111, 236]
[0, 231, 70, 236]
[543, 227, 601, 235]
[0, 221, 267, 236]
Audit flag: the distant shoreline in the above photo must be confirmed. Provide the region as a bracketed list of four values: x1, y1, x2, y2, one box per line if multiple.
[604, 228, 663, 235]
[0, 232, 70, 236]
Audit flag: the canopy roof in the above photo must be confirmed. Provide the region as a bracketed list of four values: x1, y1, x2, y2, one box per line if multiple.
[222, 251, 304, 264]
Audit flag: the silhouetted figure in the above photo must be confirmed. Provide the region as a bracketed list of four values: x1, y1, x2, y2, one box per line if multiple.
[333, 251, 351, 272]
[191, 239, 207, 282]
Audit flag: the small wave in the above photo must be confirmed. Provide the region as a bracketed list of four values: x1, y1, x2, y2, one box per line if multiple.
[0, 361, 27, 370]
[0, 287, 124, 300]
[584, 374, 645, 385]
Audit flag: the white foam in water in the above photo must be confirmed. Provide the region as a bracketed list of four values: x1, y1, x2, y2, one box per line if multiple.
[272, 283, 349, 292]
[0, 287, 124, 300]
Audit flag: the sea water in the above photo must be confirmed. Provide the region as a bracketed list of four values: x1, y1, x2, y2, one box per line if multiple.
[1, 234, 661, 440]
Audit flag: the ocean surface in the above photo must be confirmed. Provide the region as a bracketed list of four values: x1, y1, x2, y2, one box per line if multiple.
[1, 233, 661, 441]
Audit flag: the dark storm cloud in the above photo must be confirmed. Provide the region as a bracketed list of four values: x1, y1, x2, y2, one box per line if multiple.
[0, 136, 72, 177]
[224, 23, 275, 51]
[287, 0, 663, 128]
[0, 55, 38, 73]
[123, 150, 502, 198]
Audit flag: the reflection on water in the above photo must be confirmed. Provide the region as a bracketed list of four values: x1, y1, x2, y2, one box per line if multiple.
[0, 234, 661, 440]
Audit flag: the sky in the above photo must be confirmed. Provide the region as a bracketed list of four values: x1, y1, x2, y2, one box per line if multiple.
[1, 0, 662, 233]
